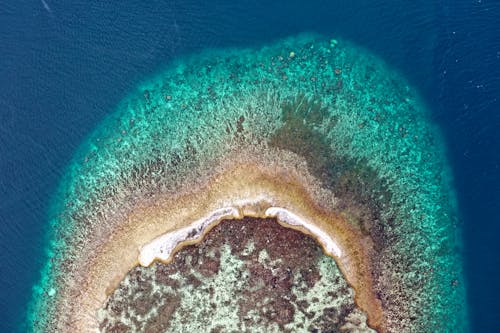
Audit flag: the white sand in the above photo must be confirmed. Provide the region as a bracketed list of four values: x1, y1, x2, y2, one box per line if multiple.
[138, 207, 241, 266]
[265, 207, 343, 257]
[138, 205, 342, 268]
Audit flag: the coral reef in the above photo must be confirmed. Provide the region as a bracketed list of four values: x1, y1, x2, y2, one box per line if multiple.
[28, 34, 466, 332]
[99, 218, 374, 333]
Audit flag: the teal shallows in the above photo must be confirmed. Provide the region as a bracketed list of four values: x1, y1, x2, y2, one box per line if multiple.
[28, 34, 466, 332]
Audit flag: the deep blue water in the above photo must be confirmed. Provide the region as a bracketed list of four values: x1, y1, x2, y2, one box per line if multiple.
[1, 1, 498, 332]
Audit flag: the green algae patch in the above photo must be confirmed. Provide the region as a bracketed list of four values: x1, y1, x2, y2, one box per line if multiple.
[28, 34, 466, 332]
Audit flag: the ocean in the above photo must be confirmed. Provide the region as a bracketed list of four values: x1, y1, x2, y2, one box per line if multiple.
[1, 0, 498, 332]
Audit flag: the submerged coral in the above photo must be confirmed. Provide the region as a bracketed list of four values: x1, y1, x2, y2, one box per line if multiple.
[99, 218, 375, 332]
[28, 34, 466, 332]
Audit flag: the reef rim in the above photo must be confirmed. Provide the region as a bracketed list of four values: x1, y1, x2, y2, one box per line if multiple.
[57, 160, 385, 332]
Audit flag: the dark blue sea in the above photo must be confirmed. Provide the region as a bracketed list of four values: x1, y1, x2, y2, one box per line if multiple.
[1, 1, 498, 332]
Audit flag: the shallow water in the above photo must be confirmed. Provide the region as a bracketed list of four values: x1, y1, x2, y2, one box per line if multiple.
[1, 1, 498, 332]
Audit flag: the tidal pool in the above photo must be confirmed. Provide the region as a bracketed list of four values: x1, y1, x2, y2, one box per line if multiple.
[29, 34, 466, 332]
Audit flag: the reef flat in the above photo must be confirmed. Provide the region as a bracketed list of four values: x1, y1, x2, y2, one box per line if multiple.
[99, 217, 375, 332]
[28, 34, 466, 332]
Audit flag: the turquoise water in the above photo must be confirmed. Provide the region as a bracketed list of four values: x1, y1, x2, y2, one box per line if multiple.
[4, 1, 499, 332]
[29, 34, 465, 332]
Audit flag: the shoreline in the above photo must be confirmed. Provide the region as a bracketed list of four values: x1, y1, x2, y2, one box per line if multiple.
[59, 162, 385, 332]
